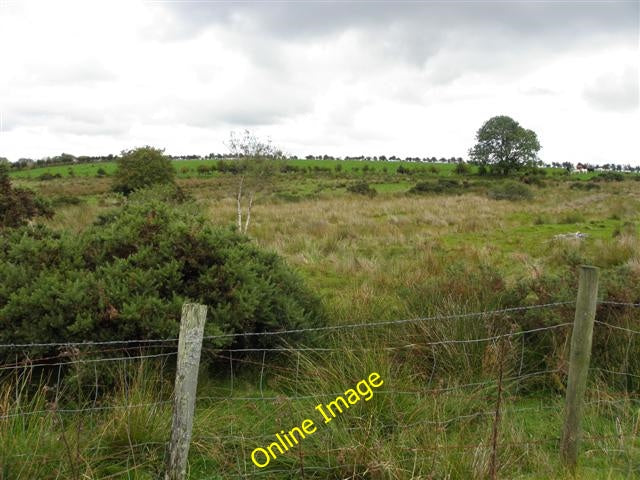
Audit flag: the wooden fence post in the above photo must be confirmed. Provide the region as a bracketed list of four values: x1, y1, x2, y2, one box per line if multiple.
[560, 265, 599, 470]
[165, 303, 208, 480]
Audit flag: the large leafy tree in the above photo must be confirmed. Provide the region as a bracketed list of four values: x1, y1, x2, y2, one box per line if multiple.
[112, 146, 176, 194]
[469, 116, 541, 175]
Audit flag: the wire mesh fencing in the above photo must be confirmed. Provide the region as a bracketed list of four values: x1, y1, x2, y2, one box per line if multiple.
[0, 299, 638, 479]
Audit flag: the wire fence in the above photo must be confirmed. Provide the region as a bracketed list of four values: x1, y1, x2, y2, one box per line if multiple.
[0, 299, 638, 479]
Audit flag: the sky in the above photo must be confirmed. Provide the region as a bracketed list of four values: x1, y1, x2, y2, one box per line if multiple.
[0, 0, 638, 165]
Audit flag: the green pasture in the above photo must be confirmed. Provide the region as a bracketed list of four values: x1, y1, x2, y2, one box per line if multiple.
[11, 158, 624, 182]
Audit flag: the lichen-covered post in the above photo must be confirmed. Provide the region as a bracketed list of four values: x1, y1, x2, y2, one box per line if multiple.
[560, 265, 599, 470]
[165, 303, 208, 480]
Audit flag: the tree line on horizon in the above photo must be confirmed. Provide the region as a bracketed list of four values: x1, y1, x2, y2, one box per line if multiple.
[2, 115, 639, 174]
[3, 152, 638, 174]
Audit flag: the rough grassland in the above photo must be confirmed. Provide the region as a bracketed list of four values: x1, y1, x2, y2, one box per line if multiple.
[2, 167, 639, 479]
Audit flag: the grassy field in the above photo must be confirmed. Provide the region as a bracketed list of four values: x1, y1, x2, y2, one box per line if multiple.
[7, 158, 618, 180]
[2, 164, 639, 479]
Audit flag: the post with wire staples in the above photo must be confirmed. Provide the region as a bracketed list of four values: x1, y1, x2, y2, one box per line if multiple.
[560, 265, 599, 471]
[165, 303, 208, 480]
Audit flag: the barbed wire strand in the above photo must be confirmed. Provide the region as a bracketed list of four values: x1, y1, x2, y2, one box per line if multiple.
[595, 320, 640, 335]
[598, 301, 640, 307]
[0, 351, 177, 372]
[0, 301, 574, 350]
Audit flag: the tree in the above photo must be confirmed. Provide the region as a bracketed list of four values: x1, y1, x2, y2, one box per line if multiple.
[469, 116, 540, 176]
[112, 146, 175, 194]
[226, 130, 283, 235]
[0, 163, 53, 229]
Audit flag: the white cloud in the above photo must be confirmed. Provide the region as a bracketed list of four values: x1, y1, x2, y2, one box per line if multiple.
[583, 67, 639, 112]
[0, 0, 638, 164]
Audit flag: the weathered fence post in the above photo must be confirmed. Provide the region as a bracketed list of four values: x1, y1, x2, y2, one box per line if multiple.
[488, 338, 506, 480]
[560, 265, 599, 470]
[165, 303, 208, 480]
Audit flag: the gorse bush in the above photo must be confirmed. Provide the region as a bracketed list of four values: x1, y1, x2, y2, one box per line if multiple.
[0, 193, 325, 363]
[0, 163, 53, 229]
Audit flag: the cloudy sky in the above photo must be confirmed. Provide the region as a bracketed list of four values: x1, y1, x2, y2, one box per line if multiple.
[0, 0, 638, 164]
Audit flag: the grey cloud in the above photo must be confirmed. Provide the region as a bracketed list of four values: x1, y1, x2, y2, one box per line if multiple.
[172, 84, 314, 128]
[157, 1, 638, 86]
[174, 98, 311, 128]
[4, 102, 131, 136]
[48, 119, 130, 137]
[583, 68, 639, 112]
[162, 1, 637, 42]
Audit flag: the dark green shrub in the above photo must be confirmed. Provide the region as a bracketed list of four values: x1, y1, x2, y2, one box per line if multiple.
[51, 195, 85, 207]
[281, 164, 301, 173]
[275, 192, 304, 202]
[217, 160, 246, 174]
[0, 164, 53, 228]
[487, 182, 533, 201]
[409, 179, 461, 194]
[112, 146, 176, 194]
[591, 171, 624, 182]
[196, 164, 214, 175]
[520, 174, 545, 186]
[127, 184, 191, 204]
[0, 198, 325, 362]
[570, 182, 600, 191]
[347, 182, 377, 197]
[38, 172, 62, 181]
[96, 167, 107, 177]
